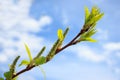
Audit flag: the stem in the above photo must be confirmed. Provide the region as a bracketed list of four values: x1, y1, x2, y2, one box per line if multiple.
[55, 30, 82, 53]
[12, 28, 85, 79]
[5, 6, 103, 79]
[12, 65, 35, 78]
[55, 27, 87, 54]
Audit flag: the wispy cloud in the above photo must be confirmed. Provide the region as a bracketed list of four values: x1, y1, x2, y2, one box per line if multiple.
[0, 0, 52, 63]
[42, 61, 116, 80]
[0, 0, 120, 80]
[68, 41, 120, 76]
[70, 45, 105, 62]
[0, 54, 7, 63]
[103, 42, 120, 51]
[95, 28, 109, 41]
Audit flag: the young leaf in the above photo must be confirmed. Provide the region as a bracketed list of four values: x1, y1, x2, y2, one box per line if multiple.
[24, 43, 33, 61]
[93, 13, 104, 22]
[4, 71, 12, 80]
[57, 27, 69, 50]
[46, 39, 60, 61]
[46, 28, 69, 61]
[19, 60, 30, 67]
[84, 37, 97, 42]
[82, 29, 97, 38]
[57, 29, 64, 41]
[85, 6, 90, 22]
[10, 56, 20, 76]
[38, 66, 46, 80]
[91, 6, 100, 16]
[63, 27, 69, 38]
[35, 46, 46, 59]
[35, 56, 46, 66]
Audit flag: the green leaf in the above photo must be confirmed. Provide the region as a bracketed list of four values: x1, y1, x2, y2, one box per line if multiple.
[24, 43, 33, 61]
[38, 66, 46, 80]
[57, 27, 69, 50]
[85, 6, 90, 22]
[89, 13, 104, 25]
[46, 39, 60, 61]
[91, 6, 100, 16]
[0, 78, 4, 80]
[83, 6, 104, 39]
[57, 29, 64, 41]
[84, 37, 97, 42]
[93, 13, 104, 22]
[4, 71, 12, 80]
[10, 56, 20, 75]
[46, 28, 69, 61]
[19, 60, 30, 67]
[85, 6, 104, 26]
[63, 27, 69, 38]
[35, 56, 46, 66]
[83, 29, 97, 38]
[35, 46, 46, 59]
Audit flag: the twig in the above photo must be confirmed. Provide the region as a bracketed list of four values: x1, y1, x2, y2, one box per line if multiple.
[55, 29, 85, 53]
[12, 28, 84, 79]
[12, 65, 35, 78]
[4, 6, 104, 80]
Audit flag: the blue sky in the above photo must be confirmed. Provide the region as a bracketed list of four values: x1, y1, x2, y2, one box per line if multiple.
[0, 0, 120, 80]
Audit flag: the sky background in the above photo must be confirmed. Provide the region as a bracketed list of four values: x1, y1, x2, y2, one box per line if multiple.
[0, 0, 120, 80]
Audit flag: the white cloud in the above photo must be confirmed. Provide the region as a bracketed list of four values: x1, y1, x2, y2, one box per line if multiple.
[114, 68, 120, 74]
[19, 15, 52, 32]
[67, 41, 120, 76]
[43, 62, 117, 80]
[103, 42, 120, 51]
[103, 42, 120, 75]
[0, 0, 52, 63]
[0, 0, 31, 29]
[70, 45, 105, 62]
[95, 28, 109, 41]
[116, 52, 120, 57]
[0, 54, 7, 63]
[0, 0, 52, 32]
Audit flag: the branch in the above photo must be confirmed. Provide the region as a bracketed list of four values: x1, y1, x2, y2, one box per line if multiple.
[12, 28, 83, 79]
[9, 6, 104, 79]
[55, 28, 86, 53]
[12, 25, 88, 79]
[12, 65, 35, 78]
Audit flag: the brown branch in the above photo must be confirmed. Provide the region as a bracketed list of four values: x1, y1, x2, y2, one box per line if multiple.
[55, 29, 83, 53]
[55, 27, 88, 54]
[12, 65, 35, 78]
[9, 7, 103, 78]
[12, 27, 85, 79]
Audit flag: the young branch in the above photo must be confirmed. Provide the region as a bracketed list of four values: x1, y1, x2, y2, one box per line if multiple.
[55, 28, 85, 53]
[3, 6, 104, 80]
[12, 65, 35, 78]
[12, 28, 83, 79]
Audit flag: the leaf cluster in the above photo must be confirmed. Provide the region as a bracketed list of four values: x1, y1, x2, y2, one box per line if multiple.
[78, 6, 104, 42]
